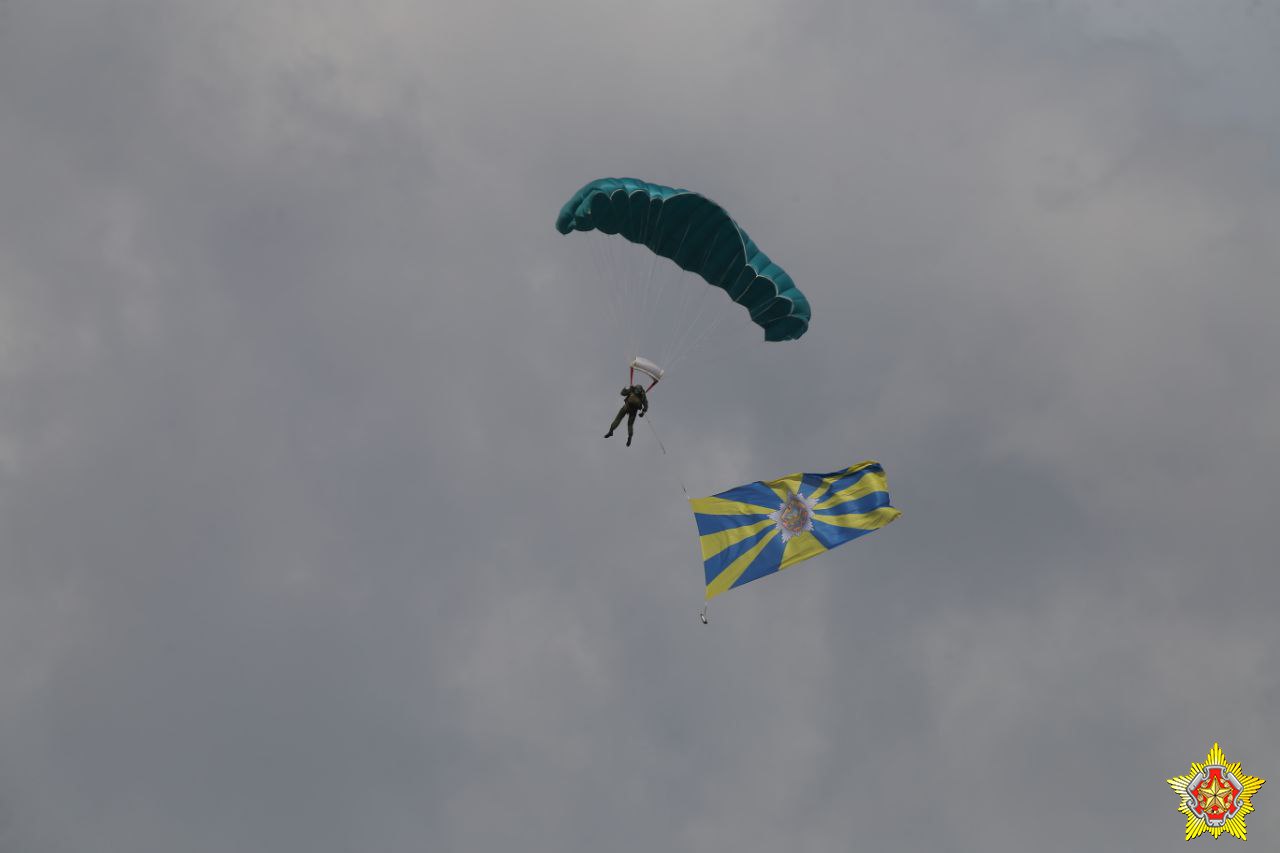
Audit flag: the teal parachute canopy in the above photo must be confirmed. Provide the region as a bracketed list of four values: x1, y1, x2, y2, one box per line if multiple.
[555, 178, 810, 342]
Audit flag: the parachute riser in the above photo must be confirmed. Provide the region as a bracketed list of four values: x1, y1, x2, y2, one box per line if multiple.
[632, 372, 659, 392]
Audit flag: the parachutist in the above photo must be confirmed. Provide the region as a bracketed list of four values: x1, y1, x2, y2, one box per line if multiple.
[604, 385, 648, 447]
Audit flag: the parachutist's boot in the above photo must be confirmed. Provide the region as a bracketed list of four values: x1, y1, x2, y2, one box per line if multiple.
[626, 435, 632, 447]
[604, 431, 613, 438]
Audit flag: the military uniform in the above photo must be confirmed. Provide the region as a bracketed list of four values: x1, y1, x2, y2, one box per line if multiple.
[605, 385, 649, 446]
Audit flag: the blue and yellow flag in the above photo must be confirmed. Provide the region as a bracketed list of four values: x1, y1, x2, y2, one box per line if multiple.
[690, 460, 901, 600]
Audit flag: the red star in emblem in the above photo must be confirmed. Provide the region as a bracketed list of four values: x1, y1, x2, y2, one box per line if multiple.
[1192, 769, 1239, 819]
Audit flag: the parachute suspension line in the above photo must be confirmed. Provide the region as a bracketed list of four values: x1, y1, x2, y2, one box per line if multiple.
[666, 224, 747, 372]
[677, 302, 759, 367]
[665, 271, 729, 372]
[630, 196, 667, 368]
[660, 212, 721, 366]
[590, 236, 628, 364]
[666, 282, 723, 372]
[632, 243, 662, 367]
[608, 236, 639, 366]
[595, 236, 626, 362]
[641, 220, 694, 367]
[644, 248, 679, 363]
[611, 234, 650, 371]
[582, 193, 731, 382]
[660, 226, 722, 369]
[596, 244, 627, 366]
[631, 195, 666, 367]
[689, 297, 734, 364]
[642, 199, 684, 360]
[651, 221, 692, 366]
[662, 265, 699, 368]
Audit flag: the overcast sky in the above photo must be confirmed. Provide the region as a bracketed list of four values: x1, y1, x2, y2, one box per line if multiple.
[1, 1, 1278, 850]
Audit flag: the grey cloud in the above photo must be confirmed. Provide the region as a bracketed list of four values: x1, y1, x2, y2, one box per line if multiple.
[1, 1, 1276, 851]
